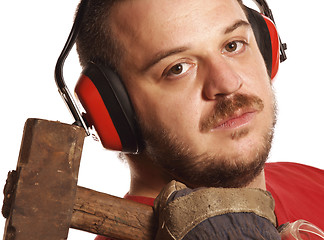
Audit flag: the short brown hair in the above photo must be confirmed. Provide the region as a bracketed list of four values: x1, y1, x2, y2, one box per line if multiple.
[76, 0, 124, 71]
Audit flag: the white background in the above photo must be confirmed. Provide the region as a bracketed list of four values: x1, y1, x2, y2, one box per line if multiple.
[1, 0, 323, 239]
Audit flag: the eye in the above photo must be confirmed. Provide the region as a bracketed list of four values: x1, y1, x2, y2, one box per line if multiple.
[222, 40, 246, 54]
[165, 62, 193, 78]
[170, 64, 183, 75]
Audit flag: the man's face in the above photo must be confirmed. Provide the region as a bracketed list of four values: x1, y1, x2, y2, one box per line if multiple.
[110, 0, 276, 188]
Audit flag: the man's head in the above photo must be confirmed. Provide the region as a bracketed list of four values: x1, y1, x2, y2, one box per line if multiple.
[76, 0, 277, 189]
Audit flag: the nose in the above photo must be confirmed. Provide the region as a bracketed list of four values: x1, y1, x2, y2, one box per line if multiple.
[203, 59, 243, 99]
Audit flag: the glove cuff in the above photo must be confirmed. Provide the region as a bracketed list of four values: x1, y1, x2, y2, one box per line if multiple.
[154, 180, 276, 240]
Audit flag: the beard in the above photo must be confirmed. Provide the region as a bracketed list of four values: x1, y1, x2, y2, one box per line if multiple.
[133, 92, 277, 189]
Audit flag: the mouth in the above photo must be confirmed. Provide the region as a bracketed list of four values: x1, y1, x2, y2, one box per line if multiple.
[213, 109, 257, 130]
[200, 93, 264, 132]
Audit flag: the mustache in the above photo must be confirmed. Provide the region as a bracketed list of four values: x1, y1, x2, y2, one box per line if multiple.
[200, 93, 264, 132]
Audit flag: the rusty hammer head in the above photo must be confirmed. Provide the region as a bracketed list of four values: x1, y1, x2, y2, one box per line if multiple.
[2, 118, 85, 240]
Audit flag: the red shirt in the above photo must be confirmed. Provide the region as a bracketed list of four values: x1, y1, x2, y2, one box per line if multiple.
[265, 162, 324, 229]
[95, 162, 324, 240]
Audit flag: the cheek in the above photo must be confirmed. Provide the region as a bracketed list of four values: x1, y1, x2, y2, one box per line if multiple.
[237, 37, 270, 87]
[237, 50, 275, 120]
[240, 50, 271, 95]
[168, 97, 201, 131]
[129, 81, 202, 133]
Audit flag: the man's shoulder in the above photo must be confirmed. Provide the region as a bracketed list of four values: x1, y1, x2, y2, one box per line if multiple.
[265, 161, 323, 173]
[265, 161, 324, 186]
[264, 162, 324, 228]
[264, 161, 324, 198]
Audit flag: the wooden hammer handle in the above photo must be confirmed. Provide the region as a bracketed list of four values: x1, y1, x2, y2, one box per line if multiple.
[71, 186, 156, 240]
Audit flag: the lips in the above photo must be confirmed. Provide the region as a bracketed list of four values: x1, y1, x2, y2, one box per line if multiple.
[200, 93, 264, 132]
[213, 110, 257, 130]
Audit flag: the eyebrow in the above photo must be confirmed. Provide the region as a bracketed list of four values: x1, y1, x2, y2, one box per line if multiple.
[141, 20, 251, 72]
[224, 19, 250, 34]
[141, 46, 189, 72]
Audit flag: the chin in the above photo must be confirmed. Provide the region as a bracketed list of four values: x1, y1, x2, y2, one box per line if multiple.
[140, 101, 276, 188]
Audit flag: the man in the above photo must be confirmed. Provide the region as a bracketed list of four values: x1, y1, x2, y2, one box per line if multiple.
[75, 0, 324, 238]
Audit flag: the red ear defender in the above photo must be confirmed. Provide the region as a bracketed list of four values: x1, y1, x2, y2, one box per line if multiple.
[261, 15, 280, 80]
[55, 0, 141, 153]
[75, 74, 123, 151]
[75, 62, 142, 153]
[245, 6, 281, 80]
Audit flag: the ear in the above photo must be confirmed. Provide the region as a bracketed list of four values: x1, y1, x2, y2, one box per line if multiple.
[75, 62, 142, 153]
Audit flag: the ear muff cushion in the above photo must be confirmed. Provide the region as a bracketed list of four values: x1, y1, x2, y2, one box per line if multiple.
[262, 15, 280, 79]
[75, 74, 123, 151]
[75, 62, 141, 153]
[246, 7, 280, 80]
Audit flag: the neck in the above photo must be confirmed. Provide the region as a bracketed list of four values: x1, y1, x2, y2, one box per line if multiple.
[245, 169, 266, 190]
[126, 152, 173, 198]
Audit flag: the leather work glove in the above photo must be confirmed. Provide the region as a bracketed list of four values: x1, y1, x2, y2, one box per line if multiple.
[154, 180, 280, 240]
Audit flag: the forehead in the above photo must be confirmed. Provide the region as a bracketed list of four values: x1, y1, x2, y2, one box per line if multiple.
[109, 0, 247, 69]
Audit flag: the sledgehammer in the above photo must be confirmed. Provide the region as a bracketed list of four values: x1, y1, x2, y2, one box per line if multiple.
[2, 118, 155, 240]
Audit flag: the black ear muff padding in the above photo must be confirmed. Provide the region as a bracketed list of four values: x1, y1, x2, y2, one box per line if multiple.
[81, 62, 142, 153]
[246, 7, 273, 77]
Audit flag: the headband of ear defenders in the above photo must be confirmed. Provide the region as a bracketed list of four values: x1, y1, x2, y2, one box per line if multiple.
[54, 0, 90, 135]
[55, 0, 287, 153]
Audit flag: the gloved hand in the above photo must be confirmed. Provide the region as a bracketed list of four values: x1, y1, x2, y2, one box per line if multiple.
[154, 180, 280, 240]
